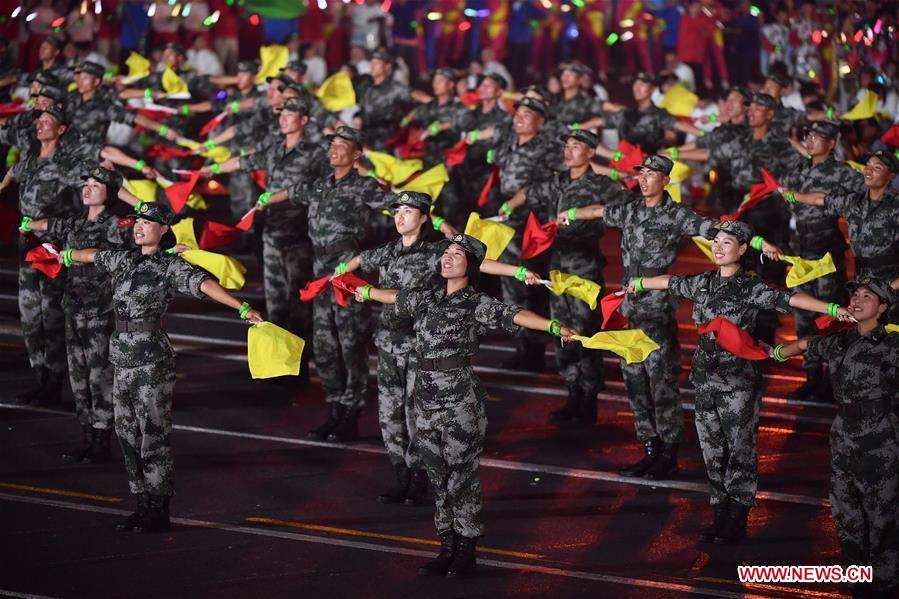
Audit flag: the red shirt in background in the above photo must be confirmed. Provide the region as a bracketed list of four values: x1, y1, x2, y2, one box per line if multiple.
[677, 13, 714, 64]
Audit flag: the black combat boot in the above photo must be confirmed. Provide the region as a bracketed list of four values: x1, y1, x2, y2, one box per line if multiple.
[327, 406, 361, 442]
[445, 535, 478, 578]
[404, 469, 429, 505]
[698, 502, 729, 543]
[618, 437, 660, 477]
[13, 367, 47, 405]
[547, 383, 582, 426]
[713, 498, 750, 545]
[62, 425, 93, 462]
[787, 365, 823, 401]
[418, 530, 457, 576]
[116, 493, 150, 531]
[135, 494, 172, 533]
[306, 403, 346, 440]
[376, 464, 410, 504]
[573, 386, 599, 426]
[644, 442, 679, 480]
[82, 428, 112, 464]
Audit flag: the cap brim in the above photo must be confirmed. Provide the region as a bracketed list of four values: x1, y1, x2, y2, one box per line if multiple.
[846, 282, 891, 304]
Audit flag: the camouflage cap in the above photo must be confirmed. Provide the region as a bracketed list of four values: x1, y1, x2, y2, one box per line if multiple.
[559, 62, 591, 77]
[43, 35, 66, 50]
[284, 60, 307, 75]
[37, 85, 67, 103]
[164, 41, 187, 57]
[370, 50, 393, 64]
[439, 233, 487, 265]
[135, 201, 175, 226]
[29, 71, 60, 87]
[637, 154, 674, 175]
[81, 165, 121, 189]
[808, 120, 840, 139]
[237, 59, 260, 73]
[866, 148, 899, 173]
[265, 73, 293, 87]
[390, 191, 432, 211]
[708, 219, 754, 244]
[560, 129, 600, 149]
[328, 125, 365, 148]
[281, 96, 310, 115]
[74, 60, 106, 78]
[433, 67, 457, 82]
[635, 71, 658, 86]
[36, 105, 67, 126]
[765, 71, 791, 89]
[731, 85, 752, 101]
[514, 96, 548, 117]
[846, 277, 894, 306]
[483, 71, 508, 89]
[750, 92, 778, 110]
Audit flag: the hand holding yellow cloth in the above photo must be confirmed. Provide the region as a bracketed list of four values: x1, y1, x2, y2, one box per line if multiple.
[782, 253, 836, 288]
[171, 217, 198, 249]
[317, 71, 356, 111]
[464, 213, 515, 261]
[548, 270, 601, 310]
[201, 145, 232, 163]
[658, 85, 698, 117]
[247, 322, 305, 379]
[125, 52, 151, 79]
[180, 249, 247, 290]
[573, 330, 660, 363]
[161, 67, 189, 96]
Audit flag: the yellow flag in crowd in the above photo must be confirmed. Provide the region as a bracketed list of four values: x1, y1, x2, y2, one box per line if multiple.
[201, 145, 232, 163]
[124, 179, 158, 204]
[573, 330, 660, 364]
[171, 217, 198, 249]
[186, 192, 208, 211]
[247, 322, 305, 379]
[669, 160, 693, 182]
[692, 236, 716, 264]
[847, 160, 865, 173]
[782, 253, 837, 288]
[180, 249, 247, 290]
[548, 270, 601, 310]
[177, 138, 201, 152]
[666, 182, 682, 203]
[256, 45, 289, 84]
[464, 213, 515, 261]
[317, 71, 356, 111]
[125, 52, 151, 80]
[367, 151, 423, 183]
[843, 90, 878, 121]
[161, 67, 189, 96]
[659, 85, 698, 117]
[399, 164, 449, 200]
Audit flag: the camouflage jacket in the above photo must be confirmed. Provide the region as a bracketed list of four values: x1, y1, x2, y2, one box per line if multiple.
[780, 155, 864, 257]
[603, 104, 676, 155]
[357, 78, 412, 149]
[669, 268, 794, 389]
[409, 96, 470, 167]
[460, 102, 511, 167]
[132, 67, 213, 134]
[64, 88, 136, 145]
[491, 127, 565, 203]
[358, 238, 443, 354]
[805, 326, 899, 407]
[727, 127, 804, 191]
[234, 105, 282, 149]
[0, 109, 39, 151]
[94, 248, 209, 367]
[603, 191, 716, 317]
[824, 187, 899, 276]
[395, 285, 520, 409]
[241, 134, 329, 243]
[289, 170, 390, 275]
[769, 104, 807, 138]
[46, 210, 130, 315]
[548, 92, 602, 126]
[696, 122, 749, 185]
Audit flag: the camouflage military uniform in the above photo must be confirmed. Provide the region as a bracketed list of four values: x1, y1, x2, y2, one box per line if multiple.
[780, 156, 864, 370]
[94, 248, 210, 497]
[132, 67, 212, 140]
[668, 269, 794, 507]
[357, 78, 412, 151]
[214, 87, 265, 220]
[288, 170, 389, 407]
[602, 192, 716, 445]
[45, 210, 127, 430]
[394, 285, 521, 538]
[64, 87, 137, 145]
[602, 104, 677, 155]
[805, 326, 899, 593]
[768, 104, 807, 138]
[548, 92, 602, 127]
[0, 109, 39, 151]
[527, 169, 626, 394]
[358, 239, 443, 468]
[456, 102, 510, 220]
[241, 135, 328, 348]
[695, 123, 750, 214]
[13, 136, 101, 381]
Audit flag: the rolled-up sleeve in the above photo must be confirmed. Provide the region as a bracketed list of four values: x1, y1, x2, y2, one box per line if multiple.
[168, 258, 209, 299]
[473, 293, 520, 334]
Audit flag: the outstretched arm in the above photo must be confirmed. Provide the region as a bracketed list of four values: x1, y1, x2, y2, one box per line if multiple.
[512, 310, 577, 341]
[480, 260, 541, 284]
[354, 286, 399, 305]
[789, 293, 855, 321]
[200, 279, 263, 323]
[776, 337, 810, 359]
[626, 274, 671, 293]
[783, 189, 825, 207]
[559, 203, 604, 223]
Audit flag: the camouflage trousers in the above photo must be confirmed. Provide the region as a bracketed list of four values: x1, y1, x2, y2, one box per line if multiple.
[228, 170, 261, 222]
[18, 264, 67, 375]
[830, 413, 899, 592]
[113, 360, 176, 497]
[65, 310, 114, 430]
[262, 234, 313, 350]
[312, 294, 370, 407]
[549, 291, 603, 393]
[694, 385, 762, 507]
[621, 309, 683, 444]
[377, 350, 421, 469]
[793, 254, 846, 371]
[416, 399, 487, 538]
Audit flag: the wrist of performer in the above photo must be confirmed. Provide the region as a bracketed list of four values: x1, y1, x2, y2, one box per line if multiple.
[429, 121, 439, 136]
[567, 207, 577, 222]
[211, 163, 222, 175]
[635, 276, 647, 293]
[359, 284, 373, 301]
[609, 168, 619, 181]
[159, 125, 169, 136]
[19, 216, 32, 232]
[62, 248, 76, 268]
[828, 302, 840, 318]
[231, 100, 239, 114]
[514, 266, 527, 282]
[773, 343, 789, 362]
[500, 201, 513, 216]
[546, 319, 562, 336]
[784, 189, 796, 204]
[336, 262, 347, 275]
[750, 235, 765, 251]
[256, 191, 271, 207]
[182, 104, 191, 116]
[205, 139, 216, 151]
[135, 159, 146, 172]
[431, 215, 445, 231]
[238, 302, 252, 320]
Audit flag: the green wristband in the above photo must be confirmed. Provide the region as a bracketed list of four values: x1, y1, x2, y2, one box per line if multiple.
[240, 148, 248, 157]
[182, 104, 191, 116]
[546, 318, 561, 335]
[211, 163, 222, 175]
[231, 100, 239, 114]
[135, 159, 146, 172]
[751, 235, 764, 251]
[668, 147, 678, 161]
[400, 116, 410, 127]
[165, 248, 176, 254]
[360, 284, 373, 301]
[144, 88, 152, 99]
[571, 122, 580, 130]
[238, 301, 252, 320]
[63, 248, 74, 268]
[612, 150, 622, 162]
[257, 191, 271, 207]
[609, 168, 619, 181]
[785, 190, 796, 204]
[429, 121, 439, 136]
[635, 276, 646, 293]
[826, 106, 834, 120]
[366, 169, 376, 178]
[158, 125, 169, 136]
[134, 200, 144, 213]
[468, 130, 478, 143]
[708, 113, 717, 123]
[486, 148, 494, 164]
[337, 262, 347, 275]
[698, 130, 705, 137]
[773, 343, 789, 362]
[431, 215, 445, 231]
[205, 139, 216, 151]
[19, 216, 32, 232]
[514, 266, 527, 282]
[500, 201, 513, 216]
[828, 302, 839, 318]
[567, 207, 577, 222]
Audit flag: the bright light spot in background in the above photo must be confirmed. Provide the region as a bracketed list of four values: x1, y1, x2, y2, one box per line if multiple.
[620, 31, 634, 42]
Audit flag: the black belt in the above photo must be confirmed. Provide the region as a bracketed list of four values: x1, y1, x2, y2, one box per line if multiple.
[314, 238, 357, 258]
[838, 398, 892, 419]
[623, 265, 668, 279]
[115, 319, 160, 333]
[417, 355, 472, 371]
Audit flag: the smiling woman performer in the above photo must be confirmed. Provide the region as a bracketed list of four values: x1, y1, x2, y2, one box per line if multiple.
[628, 220, 854, 546]
[775, 278, 898, 597]
[58, 202, 263, 534]
[353, 233, 576, 579]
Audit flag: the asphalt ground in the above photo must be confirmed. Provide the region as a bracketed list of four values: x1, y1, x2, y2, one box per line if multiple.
[0, 219, 855, 599]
